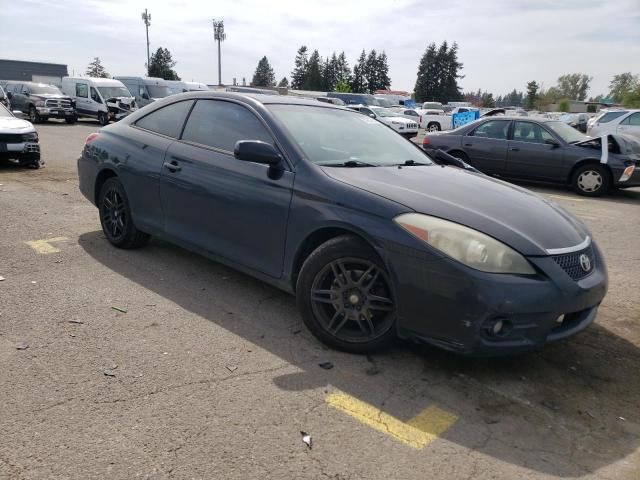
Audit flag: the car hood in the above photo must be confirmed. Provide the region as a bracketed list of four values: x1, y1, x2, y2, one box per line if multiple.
[575, 133, 640, 160]
[0, 116, 35, 134]
[322, 165, 588, 256]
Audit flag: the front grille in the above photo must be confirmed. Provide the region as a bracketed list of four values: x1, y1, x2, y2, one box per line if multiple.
[0, 133, 23, 143]
[408, 123, 418, 128]
[552, 246, 595, 281]
[45, 98, 72, 109]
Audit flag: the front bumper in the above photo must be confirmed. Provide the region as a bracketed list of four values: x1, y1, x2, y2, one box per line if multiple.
[0, 141, 40, 162]
[613, 165, 640, 188]
[387, 240, 608, 356]
[37, 107, 76, 119]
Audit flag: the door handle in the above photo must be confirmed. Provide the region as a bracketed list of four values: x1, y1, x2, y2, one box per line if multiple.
[509, 147, 520, 152]
[163, 160, 181, 172]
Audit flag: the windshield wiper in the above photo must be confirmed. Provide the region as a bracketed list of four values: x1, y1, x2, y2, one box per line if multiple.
[317, 160, 377, 167]
[391, 160, 431, 166]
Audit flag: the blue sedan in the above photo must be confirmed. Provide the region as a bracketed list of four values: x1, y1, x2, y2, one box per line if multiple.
[78, 92, 607, 355]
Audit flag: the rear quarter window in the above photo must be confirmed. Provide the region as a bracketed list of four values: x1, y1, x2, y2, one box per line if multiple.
[135, 100, 194, 138]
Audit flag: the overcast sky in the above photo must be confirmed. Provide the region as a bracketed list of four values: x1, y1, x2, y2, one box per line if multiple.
[1, 0, 638, 96]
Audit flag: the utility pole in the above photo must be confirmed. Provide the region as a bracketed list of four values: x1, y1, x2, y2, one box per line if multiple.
[212, 19, 226, 86]
[141, 9, 151, 75]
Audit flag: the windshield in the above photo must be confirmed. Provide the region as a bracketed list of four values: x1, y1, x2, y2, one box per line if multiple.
[546, 121, 589, 143]
[147, 85, 170, 98]
[268, 105, 433, 167]
[97, 86, 132, 99]
[30, 84, 63, 95]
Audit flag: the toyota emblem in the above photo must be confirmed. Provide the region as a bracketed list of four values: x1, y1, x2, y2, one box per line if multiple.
[579, 254, 591, 272]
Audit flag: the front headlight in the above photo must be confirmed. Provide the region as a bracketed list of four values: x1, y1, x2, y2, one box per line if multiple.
[35, 101, 45, 107]
[394, 213, 535, 274]
[22, 132, 38, 142]
[391, 121, 402, 125]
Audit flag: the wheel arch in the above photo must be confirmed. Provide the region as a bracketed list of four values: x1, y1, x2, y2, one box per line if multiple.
[94, 168, 119, 204]
[567, 158, 613, 185]
[290, 225, 383, 292]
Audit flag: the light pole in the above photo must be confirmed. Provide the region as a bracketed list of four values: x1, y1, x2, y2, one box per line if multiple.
[212, 19, 226, 86]
[141, 9, 151, 75]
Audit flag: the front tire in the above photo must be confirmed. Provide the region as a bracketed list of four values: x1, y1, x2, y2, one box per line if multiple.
[29, 105, 41, 123]
[571, 164, 610, 196]
[98, 177, 149, 249]
[65, 116, 77, 124]
[296, 235, 397, 353]
[98, 112, 109, 126]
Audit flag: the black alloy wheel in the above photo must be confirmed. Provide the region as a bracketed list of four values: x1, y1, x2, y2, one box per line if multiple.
[297, 236, 396, 353]
[98, 178, 149, 249]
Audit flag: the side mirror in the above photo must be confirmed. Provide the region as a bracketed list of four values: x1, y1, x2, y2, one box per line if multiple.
[141, 92, 150, 100]
[234, 140, 282, 166]
[545, 138, 560, 148]
[369, 113, 376, 118]
[6, 92, 12, 99]
[24, 92, 30, 97]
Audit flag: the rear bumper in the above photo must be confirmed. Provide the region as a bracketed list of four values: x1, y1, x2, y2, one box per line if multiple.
[387, 240, 608, 356]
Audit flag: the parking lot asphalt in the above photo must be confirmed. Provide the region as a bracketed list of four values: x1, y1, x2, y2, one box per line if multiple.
[1, 120, 639, 480]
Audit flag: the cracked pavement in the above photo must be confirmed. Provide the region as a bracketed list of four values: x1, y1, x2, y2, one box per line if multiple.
[0, 121, 639, 479]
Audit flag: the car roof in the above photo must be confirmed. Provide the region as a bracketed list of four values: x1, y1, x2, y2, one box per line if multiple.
[174, 91, 345, 108]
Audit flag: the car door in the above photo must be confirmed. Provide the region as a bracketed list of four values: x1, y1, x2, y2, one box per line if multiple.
[160, 99, 294, 278]
[461, 119, 511, 175]
[505, 121, 565, 181]
[16, 84, 28, 111]
[74, 82, 91, 117]
[89, 87, 103, 116]
[124, 100, 195, 233]
[617, 112, 640, 140]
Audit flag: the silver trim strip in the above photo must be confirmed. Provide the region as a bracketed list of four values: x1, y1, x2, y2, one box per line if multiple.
[546, 236, 591, 255]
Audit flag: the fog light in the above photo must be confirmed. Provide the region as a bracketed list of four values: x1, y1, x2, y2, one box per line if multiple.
[492, 320, 504, 335]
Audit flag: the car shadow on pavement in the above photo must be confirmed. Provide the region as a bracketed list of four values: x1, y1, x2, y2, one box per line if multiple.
[79, 231, 640, 477]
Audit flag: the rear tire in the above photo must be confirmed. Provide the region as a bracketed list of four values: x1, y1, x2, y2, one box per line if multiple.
[296, 235, 397, 354]
[427, 122, 441, 132]
[98, 177, 150, 249]
[571, 164, 610, 197]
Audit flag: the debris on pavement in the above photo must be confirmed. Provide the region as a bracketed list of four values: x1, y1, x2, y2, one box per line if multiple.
[618, 416, 626, 422]
[0, 276, 5, 281]
[226, 365, 238, 372]
[111, 306, 128, 313]
[16, 341, 30, 350]
[103, 364, 118, 377]
[292, 329, 302, 335]
[318, 362, 334, 370]
[365, 355, 380, 376]
[300, 431, 312, 449]
[68, 319, 84, 324]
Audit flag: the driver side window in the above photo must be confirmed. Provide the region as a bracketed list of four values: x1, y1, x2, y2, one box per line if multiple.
[90, 87, 101, 103]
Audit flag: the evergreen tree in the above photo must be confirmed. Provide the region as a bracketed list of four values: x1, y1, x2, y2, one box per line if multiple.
[321, 53, 340, 91]
[350, 50, 368, 93]
[290, 46, 309, 90]
[277, 77, 289, 88]
[251, 56, 276, 87]
[414, 43, 438, 103]
[335, 80, 351, 93]
[442, 42, 463, 101]
[376, 51, 391, 92]
[480, 92, 495, 107]
[526, 81, 539, 109]
[305, 49, 323, 90]
[147, 47, 180, 80]
[336, 51, 351, 84]
[85, 57, 110, 78]
[364, 49, 378, 93]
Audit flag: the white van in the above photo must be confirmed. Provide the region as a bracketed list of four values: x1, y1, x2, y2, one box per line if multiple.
[113, 76, 171, 107]
[166, 80, 209, 95]
[61, 77, 137, 125]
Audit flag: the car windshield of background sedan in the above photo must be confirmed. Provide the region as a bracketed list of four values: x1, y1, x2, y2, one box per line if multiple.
[370, 107, 403, 118]
[546, 121, 589, 144]
[269, 104, 432, 167]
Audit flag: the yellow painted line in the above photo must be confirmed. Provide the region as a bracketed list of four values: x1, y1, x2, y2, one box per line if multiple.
[25, 237, 68, 254]
[548, 194, 585, 203]
[325, 391, 457, 449]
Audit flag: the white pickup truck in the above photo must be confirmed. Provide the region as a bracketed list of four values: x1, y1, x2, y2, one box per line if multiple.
[416, 106, 478, 132]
